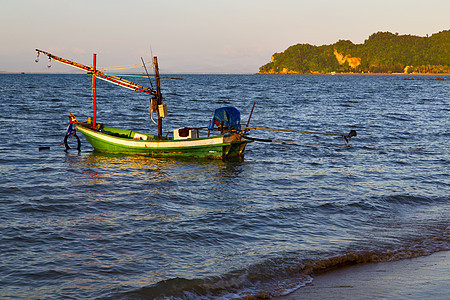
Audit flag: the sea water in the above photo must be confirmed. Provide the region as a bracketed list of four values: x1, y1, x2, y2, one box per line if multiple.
[0, 73, 449, 299]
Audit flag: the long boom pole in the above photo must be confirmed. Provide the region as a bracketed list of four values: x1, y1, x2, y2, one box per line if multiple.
[242, 126, 352, 137]
[35, 49, 156, 96]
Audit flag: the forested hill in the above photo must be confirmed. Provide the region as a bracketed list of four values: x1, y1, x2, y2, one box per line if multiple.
[258, 30, 450, 74]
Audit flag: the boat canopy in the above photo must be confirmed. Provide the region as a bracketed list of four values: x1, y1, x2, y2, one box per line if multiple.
[208, 107, 242, 132]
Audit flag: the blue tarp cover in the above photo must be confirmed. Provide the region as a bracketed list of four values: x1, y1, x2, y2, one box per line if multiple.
[208, 107, 241, 132]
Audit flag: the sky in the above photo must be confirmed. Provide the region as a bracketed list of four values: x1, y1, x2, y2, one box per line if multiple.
[1, 0, 449, 74]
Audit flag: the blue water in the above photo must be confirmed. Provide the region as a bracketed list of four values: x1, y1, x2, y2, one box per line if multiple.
[0, 73, 449, 299]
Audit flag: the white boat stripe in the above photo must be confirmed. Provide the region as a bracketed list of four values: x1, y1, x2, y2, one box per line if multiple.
[78, 126, 226, 148]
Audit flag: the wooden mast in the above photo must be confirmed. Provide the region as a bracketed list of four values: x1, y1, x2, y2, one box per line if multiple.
[153, 56, 163, 140]
[92, 53, 97, 129]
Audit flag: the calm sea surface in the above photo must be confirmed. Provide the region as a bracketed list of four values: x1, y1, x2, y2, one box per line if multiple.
[0, 73, 449, 299]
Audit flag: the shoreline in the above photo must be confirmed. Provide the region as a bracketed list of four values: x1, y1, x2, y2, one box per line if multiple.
[275, 250, 450, 299]
[2, 72, 450, 76]
[256, 72, 450, 76]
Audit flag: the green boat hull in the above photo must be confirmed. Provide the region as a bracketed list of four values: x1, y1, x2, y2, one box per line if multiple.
[76, 123, 249, 160]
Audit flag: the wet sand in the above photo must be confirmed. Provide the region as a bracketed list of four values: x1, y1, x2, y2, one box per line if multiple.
[276, 251, 449, 299]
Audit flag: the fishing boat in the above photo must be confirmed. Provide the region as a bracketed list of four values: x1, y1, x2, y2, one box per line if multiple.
[35, 49, 251, 160]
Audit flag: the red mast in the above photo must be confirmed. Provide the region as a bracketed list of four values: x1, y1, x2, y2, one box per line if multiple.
[92, 54, 97, 129]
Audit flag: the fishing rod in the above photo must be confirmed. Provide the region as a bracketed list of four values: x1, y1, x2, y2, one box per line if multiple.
[245, 102, 256, 131]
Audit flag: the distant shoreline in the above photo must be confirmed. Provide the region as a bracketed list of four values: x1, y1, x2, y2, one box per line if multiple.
[259, 31, 450, 75]
[256, 72, 450, 76]
[2, 72, 449, 76]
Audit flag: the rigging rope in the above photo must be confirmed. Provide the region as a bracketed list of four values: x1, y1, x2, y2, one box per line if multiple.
[100, 61, 153, 71]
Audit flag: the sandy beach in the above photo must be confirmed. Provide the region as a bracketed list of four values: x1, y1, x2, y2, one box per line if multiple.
[276, 251, 449, 299]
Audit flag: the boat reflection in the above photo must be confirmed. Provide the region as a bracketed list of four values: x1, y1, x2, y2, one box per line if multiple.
[65, 151, 248, 187]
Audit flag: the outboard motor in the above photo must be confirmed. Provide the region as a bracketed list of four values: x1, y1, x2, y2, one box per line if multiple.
[208, 107, 242, 133]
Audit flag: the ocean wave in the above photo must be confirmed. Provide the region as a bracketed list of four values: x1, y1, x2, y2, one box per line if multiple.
[112, 236, 449, 299]
[307, 194, 449, 213]
[378, 194, 448, 206]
